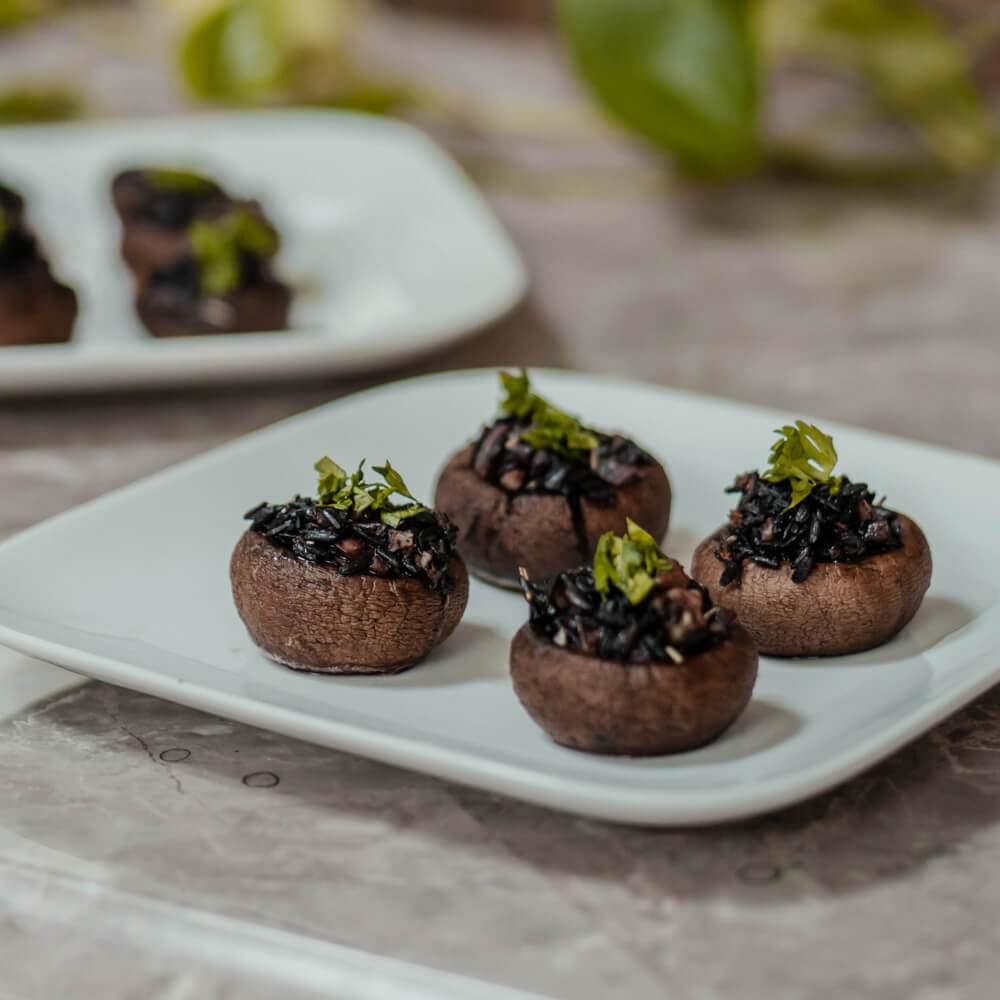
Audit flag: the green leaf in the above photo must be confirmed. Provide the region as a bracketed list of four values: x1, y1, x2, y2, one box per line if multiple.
[761, 0, 997, 175]
[180, 0, 288, 103]
[315, 456, 348, 501]
[593, 517, 672, 605]
[147, 169, 217, 194]
[314, 456, 428, 524]
[762, 420, 840, 508]
[499, 368, 544, 423]
[558, 0, 761, 179]
[0, 85, 80, 122]
[497, 369, 598, 463]
[372, 460, 417, 502]
[189, 207, 280, 296]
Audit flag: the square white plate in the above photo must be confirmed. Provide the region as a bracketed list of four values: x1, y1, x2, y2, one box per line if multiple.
[0, 112, 526, 394]
[0, 369, 997, 826]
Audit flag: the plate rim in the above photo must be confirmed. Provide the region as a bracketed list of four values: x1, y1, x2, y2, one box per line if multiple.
[1, 367, 999, 826]
[0, 110, 529, 395]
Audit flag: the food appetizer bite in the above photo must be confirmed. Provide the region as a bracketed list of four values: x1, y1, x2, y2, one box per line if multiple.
[111, 167, 231, 280]
[0, 182, 25, 229]
[231, 458, 469, 674]
[691, 421, 932, 657]
[511, 520, 757, 755]
[435, 370, 671, 588]
[0, 186, 77, 347]
[136, 206, 291, 337]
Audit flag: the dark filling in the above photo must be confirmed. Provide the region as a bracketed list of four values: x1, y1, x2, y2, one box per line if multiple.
[144, 252, 267, 310]
[0, 227, 40, 276]
[245, 497, 459, 594]
[127, 172, 227, 229]
[0, 184, 23, 219]
[715, 473, 903, 586]
[521, 565, 736, 665]
[470, 417, 653, 555]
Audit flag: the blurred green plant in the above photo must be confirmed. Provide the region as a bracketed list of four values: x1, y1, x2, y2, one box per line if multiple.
[0, 85, 80, 121]
[175, 0, 409, 110]
[0, 0, 43, 32]
[559, 0, 999, 182]
[559, 0, 761, 179]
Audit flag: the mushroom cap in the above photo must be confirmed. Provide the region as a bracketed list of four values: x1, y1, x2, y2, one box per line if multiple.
[510, 621, 758, 755]
[434, 443, 671, 588]
[137, 277, 292, 338]
[230, 529, 469, 674]
[690, 513, 932, 657]
[0, 262, 77, 346]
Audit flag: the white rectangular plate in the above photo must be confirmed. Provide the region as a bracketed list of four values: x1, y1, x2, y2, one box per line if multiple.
[0, 370, 997, 826]
[0, 112, 526, 394]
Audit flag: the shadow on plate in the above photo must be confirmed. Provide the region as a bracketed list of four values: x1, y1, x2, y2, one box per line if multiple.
[620, 698, 804, 767]
[772, 595, 978, 669]
[336, 622, 512, 688]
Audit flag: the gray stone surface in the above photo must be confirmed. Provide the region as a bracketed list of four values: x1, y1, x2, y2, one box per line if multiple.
[2, 6, 1000, 999]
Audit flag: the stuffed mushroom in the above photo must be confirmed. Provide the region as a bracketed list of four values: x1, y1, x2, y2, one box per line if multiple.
[231, 457, 469, 674]
[136, 205, 291, 337]
[434, 370, 671, 588]
[511, 520, 758, 755]
[111, 167, 231, 281]
[690, 421, 932, 657]
[0, 187, 77, 347]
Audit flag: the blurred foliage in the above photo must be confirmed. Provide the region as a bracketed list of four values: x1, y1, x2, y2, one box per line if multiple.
[0, 0, 996, 184]
[173, 0, 409, 109]
[761, 0, 997, 174]
[0, 85, 80, 121]
[560, 0, 998, 181]
[559, 0, 760, 179]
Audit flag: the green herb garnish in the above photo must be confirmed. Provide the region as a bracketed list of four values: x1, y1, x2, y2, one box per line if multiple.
[189, 207, 279, 296]
[762, 420, 842, 509]
[314, 457, 428, 527]
[0, 204, 7, 242]
[498, 369, 598, 462]
[593, 518, 672, 605]
[147, 168, 217, 193]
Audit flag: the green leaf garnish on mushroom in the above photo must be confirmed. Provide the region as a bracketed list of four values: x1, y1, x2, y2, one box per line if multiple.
[189, 207, 279, 296]
[593, 518, 672, 605]
[147, 168, 217, 194]
[763, 420, 843, 509]
[498, 369, 598, 463]
[314, 456, 428, 527]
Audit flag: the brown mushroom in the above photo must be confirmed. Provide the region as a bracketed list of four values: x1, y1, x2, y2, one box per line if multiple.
[691, 513, 932, 657]
[435, 442, 671, 587]
[0, 230, 77, 347]
[111, 169, 230, 282]
[510, 617, 757, 756]
[231, 529, 469, 674]
[136, 273, 292, 338]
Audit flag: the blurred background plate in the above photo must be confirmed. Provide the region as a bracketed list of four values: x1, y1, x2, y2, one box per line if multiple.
[0, 110, 527, 395]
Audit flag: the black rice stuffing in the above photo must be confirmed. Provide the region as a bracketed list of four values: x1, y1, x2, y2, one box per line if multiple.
[521, 565, 736, 666]
[0, 226, 39, 275]
[715, 472, 903, 586]
[126, 171, 227, 229]
[470, 416, 652, 504]
[245, 497, 459, 594]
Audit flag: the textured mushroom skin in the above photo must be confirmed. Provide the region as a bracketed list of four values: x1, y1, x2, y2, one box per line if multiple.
[434, 443, 672, 588]
[690, 514, 932, 657]
[230, 529, 469, 673]
[510, 622, 758, 756]
[137, 279, 292, 338]
[0, 263, 77, 346]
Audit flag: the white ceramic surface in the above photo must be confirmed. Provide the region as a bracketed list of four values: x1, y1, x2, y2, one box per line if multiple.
[0, 112, 526, 394]
[0, 369, 997, 826]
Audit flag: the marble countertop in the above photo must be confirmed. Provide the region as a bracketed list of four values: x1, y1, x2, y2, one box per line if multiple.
[2, 7, 1000, 999]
